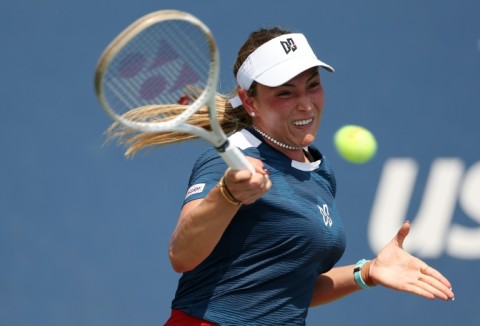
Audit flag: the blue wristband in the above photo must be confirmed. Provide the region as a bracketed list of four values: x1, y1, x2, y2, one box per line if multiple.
[354, 259, 373, 289]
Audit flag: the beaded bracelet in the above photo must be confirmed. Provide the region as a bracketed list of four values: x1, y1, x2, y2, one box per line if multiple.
[218, 177, 241, 206]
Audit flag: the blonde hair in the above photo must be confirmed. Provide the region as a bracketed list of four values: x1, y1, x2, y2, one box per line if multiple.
[107, 27, 289, 157]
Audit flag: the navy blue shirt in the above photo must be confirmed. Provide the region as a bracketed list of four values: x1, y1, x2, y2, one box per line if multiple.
[172, 129, 346, 325]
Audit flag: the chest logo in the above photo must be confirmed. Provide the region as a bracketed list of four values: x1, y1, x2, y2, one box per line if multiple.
[318, 204, 333, 227]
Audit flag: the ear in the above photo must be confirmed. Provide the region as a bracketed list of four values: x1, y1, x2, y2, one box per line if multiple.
[238, 88, 257, 116]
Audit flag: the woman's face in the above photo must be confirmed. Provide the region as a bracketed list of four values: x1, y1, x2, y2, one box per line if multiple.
[250, 67, 325, 149]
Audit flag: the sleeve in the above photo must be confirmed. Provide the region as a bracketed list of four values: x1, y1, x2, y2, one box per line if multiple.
[182, 148, 228, 205]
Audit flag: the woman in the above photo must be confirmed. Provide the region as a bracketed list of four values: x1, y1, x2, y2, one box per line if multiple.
[109, 27, 454, 325]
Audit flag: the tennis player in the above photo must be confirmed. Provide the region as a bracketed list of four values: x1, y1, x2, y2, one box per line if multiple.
[109, 27, 455, 325]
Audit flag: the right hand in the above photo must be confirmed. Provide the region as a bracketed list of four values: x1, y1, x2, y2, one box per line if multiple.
[223, 157, 271, 205]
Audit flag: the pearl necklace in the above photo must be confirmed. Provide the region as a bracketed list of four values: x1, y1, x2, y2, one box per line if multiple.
[253, 126, 304, 150]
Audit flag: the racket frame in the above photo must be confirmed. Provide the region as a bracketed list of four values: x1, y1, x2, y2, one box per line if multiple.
[94, 10, 254, 172]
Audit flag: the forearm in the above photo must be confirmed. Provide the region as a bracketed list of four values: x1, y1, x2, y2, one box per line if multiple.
[310, 264, 363, 306]
[168, 184, 240, 273]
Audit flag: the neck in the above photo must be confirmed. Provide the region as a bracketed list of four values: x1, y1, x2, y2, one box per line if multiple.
[253, 125, 304, 151]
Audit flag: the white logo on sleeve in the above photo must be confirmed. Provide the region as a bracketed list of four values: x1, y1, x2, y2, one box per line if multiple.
[185, 183, 206, 199]
[318, 204, 333, 227]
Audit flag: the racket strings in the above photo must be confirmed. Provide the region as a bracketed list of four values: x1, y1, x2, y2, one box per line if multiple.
[99, 14, 243, 156]
[103, 20, 211, 115]
[114, 83, 203, 124]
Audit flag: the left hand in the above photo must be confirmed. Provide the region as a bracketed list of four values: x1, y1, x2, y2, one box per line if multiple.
[368, 221, 455, 301]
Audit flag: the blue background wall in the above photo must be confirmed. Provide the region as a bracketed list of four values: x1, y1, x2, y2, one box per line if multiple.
[1, 0, 479, 325]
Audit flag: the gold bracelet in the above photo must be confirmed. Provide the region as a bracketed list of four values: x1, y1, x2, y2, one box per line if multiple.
[218, 177, 241, 206]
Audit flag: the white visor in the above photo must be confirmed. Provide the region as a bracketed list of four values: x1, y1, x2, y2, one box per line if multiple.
[236, 33, 334, 90]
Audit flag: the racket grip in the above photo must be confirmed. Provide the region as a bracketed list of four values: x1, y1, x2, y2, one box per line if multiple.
[218, 145, 255, 174]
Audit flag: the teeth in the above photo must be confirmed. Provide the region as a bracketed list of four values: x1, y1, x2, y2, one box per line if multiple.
[293, 118, 313, 126]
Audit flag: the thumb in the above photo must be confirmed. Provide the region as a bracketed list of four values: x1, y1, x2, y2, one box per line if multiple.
[394, 221, 411, 248]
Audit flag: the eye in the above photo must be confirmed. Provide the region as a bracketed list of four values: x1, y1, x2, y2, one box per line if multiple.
[275, 89, 293, 98]
[308, 80, 322, 90]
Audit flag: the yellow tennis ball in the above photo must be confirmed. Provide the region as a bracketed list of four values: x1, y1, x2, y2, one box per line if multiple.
[334, 125, 377, 164]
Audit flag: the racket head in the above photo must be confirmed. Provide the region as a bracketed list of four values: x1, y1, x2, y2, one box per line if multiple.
[94, 10, 219, 136]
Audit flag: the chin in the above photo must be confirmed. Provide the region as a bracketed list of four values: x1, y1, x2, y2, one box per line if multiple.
[301, 135, 316, 147]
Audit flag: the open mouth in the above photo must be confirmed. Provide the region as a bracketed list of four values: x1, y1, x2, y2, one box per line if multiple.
[293, 118, 313, 126]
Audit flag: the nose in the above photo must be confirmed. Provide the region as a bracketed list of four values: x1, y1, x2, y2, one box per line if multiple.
[296, 96, 313, 111]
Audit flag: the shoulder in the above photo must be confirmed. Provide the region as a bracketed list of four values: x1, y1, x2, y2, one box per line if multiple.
[191, 129, 261, 174]
[184, 129, 261, 203]
[228, 129, 262, 151]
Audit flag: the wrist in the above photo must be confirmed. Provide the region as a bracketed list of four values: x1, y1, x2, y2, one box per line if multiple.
[361, 260, 376, 287]
[217, 176, 242, 206]
[353, 259, 376, 289]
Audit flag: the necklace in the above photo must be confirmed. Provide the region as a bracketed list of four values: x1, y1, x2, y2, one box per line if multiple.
[253, 125, 304, 150]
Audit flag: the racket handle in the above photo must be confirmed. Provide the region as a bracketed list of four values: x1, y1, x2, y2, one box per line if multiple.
[218, 144, 255, 174]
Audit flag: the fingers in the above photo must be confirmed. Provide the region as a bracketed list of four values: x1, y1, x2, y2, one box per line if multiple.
[407, 277, 454, 301]
[389, 222, 455, 301]
[223, 162, 271, 205]
[226, 157, 268, 182]
[242, 174, 270, 204]
[422, 265, 452, 290]
[398, 263, 455, 301]
[226, 168, 254, 182]
[373, 237, 455, 302]
[394, 221, 411, 248]
[418, 265, 455, 301]
[237, 173, 271, 204]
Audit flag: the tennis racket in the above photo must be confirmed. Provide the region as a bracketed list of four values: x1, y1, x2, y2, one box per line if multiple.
[94, 10, 254, 173]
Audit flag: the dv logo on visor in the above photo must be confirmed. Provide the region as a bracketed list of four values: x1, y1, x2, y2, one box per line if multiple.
[280, 38, 297, 54]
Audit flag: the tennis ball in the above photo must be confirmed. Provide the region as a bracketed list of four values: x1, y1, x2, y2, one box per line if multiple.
[334, 125, 377, 164]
